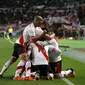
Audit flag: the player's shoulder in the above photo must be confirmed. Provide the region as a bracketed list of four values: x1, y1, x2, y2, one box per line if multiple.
[25, 23, 34, 28]
[36, 27, 42, 31]
[35, 27, 43, 35]
[24, 23, 34, 32]
[36, 27, 43, 33]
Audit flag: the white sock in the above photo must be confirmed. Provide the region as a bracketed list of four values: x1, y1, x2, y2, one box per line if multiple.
[64, 70, 72, 75]
[61, 70, 72, 77]
[30, 72, 36, 76]
[0, 60, 11, 75]
[14, 60, 25, 77]
[25, 60, 31, 77]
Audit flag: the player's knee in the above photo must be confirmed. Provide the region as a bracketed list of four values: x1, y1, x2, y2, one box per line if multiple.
[19, 53, 27, 61]
[10, 56, 18, 63]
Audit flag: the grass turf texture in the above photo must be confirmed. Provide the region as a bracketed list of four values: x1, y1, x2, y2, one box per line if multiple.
[0, 38, 85, 85]
[58, 39, 85, 48]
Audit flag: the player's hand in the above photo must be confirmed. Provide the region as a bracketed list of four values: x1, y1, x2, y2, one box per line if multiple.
[31, 37, 38, 42]
[43, 30, 48, 34]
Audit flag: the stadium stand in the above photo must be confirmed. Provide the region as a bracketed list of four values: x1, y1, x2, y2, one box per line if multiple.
[0, 0, 85, 38]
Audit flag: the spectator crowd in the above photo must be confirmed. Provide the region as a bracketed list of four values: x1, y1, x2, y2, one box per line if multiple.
[0, 0, 85, 39]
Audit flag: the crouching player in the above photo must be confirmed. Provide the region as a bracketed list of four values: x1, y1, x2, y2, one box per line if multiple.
[24, 41, 54, 80]
[21, 35, 75, 80]
[40, 22, 75, 78]
[44, 38, 75, 78]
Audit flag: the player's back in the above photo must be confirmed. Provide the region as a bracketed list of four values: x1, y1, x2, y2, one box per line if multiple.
[29, 42, 48, 66]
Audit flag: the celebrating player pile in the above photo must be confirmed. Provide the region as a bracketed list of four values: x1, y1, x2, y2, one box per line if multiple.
[0, 16, 75, 81]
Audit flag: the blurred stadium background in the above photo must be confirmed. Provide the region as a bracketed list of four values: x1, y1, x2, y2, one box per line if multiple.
[0, 0, 85, 40]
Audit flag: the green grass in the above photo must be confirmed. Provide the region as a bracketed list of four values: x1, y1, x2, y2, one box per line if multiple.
[0, 38, 85, 85]
[58, 39, 85, 48]
[62, 56, 85, 85]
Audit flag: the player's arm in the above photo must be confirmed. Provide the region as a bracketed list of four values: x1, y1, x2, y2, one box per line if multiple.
[27, 44, 32, 57]
[23, 27, 30, 47]
[37, 40, 49, 46]
[31, 28, 51, 42]
[31, 31, 47, 41]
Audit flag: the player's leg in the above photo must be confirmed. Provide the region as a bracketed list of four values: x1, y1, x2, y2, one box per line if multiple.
[13, 53, 27, 80]
[57, 68, 75, 78]
[39, 65, 54, 80]
[0, 43, 19, 77]
[24, 59, 36, 81]
[13, 44, 27, 80]
[49, 55, 62, 78]
[9, 33, 12, 39]
[24, 43, 41, 81]
[0, 57, 18, 78]
[47, 45, 62, 78]
[14, 43, 35, 81]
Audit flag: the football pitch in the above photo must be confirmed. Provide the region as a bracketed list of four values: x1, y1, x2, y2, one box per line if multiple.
[0, 37, 85, 85]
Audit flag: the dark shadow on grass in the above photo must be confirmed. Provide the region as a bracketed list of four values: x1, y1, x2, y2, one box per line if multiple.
[1, 75, 14, 81]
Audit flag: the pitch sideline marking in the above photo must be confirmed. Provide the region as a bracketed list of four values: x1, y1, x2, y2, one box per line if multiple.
[62, 78, 75, 85]
[4, 38, 75, 85]
[5, 38, 14, 45]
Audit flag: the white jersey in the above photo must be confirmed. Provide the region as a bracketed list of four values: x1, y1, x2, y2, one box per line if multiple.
[15, 23, 43, 46]
[44, 38, 61, 62]
[34, 32, 61, 62]
[28, 42, 48, 66]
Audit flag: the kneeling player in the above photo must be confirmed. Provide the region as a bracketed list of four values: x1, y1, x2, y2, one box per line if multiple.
[40, 22, 75, 78]
[24, 41, 54, 80]
[44, 37, 75, 78]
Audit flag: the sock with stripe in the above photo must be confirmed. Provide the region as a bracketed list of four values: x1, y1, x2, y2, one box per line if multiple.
[14, 60, 25, 77]
[25, 60, 31, 77]
[0, 60, 11, 75]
